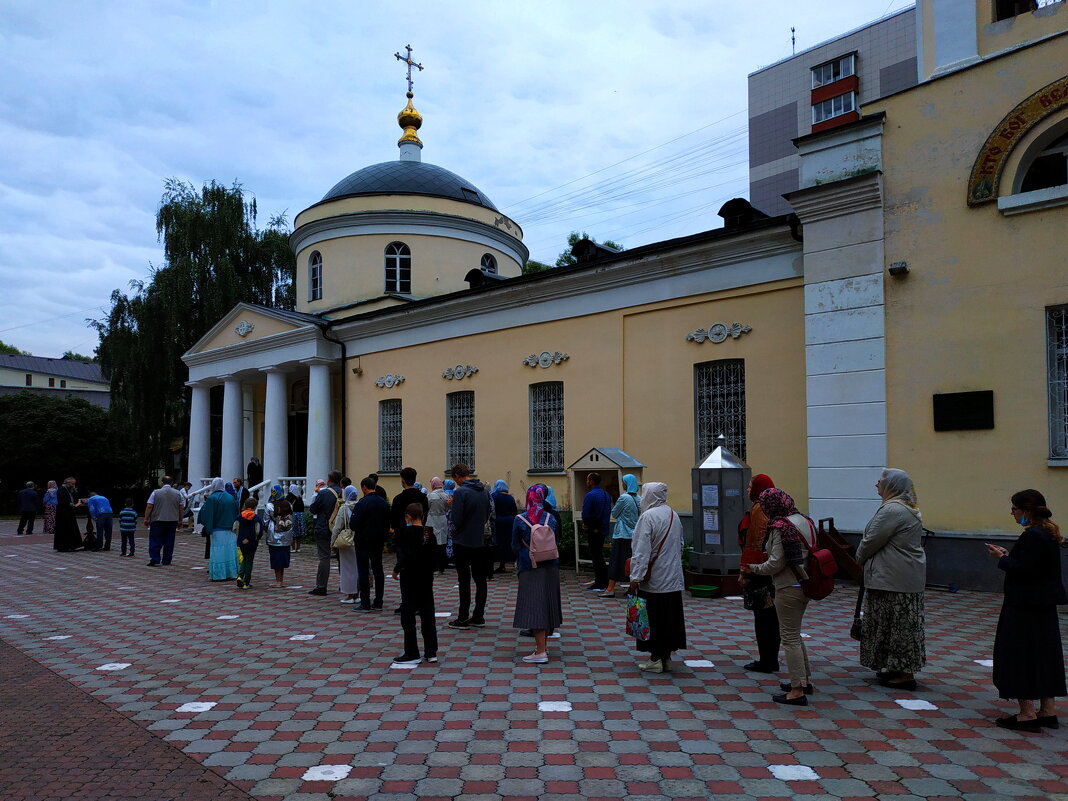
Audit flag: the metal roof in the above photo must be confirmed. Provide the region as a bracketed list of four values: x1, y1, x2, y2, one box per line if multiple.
[697, 445, 748, 470]
[0, 355, 106, 383]
[321, 161, 499, 211]
[567, 447, 646, 469]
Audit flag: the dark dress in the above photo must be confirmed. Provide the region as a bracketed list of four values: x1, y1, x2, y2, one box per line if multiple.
[492, 491, 518, 564]
[992, 526, 1067, 700]
[53, 485, 83, 552]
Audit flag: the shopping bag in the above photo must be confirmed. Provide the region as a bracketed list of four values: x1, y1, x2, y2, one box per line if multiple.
[625, 594, 651, 642]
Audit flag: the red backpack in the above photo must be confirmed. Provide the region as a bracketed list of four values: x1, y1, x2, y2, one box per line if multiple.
[787, 513, 836, 600]
[518, 514, 559, 567]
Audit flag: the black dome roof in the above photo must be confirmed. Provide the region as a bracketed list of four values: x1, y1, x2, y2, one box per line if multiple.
[321, 160, 498, 211]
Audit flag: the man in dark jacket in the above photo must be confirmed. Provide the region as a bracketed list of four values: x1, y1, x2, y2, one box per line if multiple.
[581, 472, 613, 590]
[308, 470, 342, 596]
[17, 482, 40, 536]
[447, 463, 494, 630]
[390, 467, 429, 538]
[351, 476, 391, 612]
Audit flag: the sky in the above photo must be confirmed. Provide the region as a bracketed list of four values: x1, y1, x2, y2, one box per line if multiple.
[0, 0, 913, 358]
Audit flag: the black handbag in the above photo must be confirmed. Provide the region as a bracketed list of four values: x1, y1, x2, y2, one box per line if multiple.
[849, 586, 865, 641]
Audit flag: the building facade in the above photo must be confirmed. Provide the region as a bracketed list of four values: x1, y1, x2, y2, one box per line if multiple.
[0, 354, 109, 408]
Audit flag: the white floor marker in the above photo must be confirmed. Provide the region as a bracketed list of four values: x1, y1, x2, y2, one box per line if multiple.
[290, 634, 315, 641]
[160, 599, 181, 604]
[191, 566, 205, 570]
[769, 765, 820, 781]
[176, 701, 218, 713]
[117, 586, 136, 590]
[84, 575, 99, 579]
[974, 659, 994, 667]
[45, 635, 72, 640]
[217, 615, 239, 620]
[302, 765, 352, 781]
[895, 698, 938, 711]
[434, 612, 451, 618]
[55, 567, 68, 571]
[97, 663, 131, 671]
[390, 662, 419, 670]
[684, 659, 716, 668]
[801, 633, 811, 638]
[287, 585, 303, 589]
[538, 701, 572, 712]
[723, 595, 744, 600]
[4, 614, 29, 619]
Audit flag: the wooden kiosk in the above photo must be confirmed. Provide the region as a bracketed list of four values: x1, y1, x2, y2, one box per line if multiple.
[566, 447, 645, 573]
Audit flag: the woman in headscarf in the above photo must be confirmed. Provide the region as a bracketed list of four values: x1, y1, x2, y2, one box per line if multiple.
[224, 481, 238, 501]
[426, 477, 451, 574]
[333, 485, 360, 603]
[737, 473, 780, 673]
[627, 482, 686, 673]
[744, 488, 814, 705]
[286, 483, 305, 551]
[537, 484, 563, 536]
[856, 468, 926, 691]
[43, 480, 59, 540]
[265, 484, 294, 587]
[491, 479, 518, 574]
[987, 489, 1066, 731]
[512, 485, 562, 663]
[600, 474, 640, 599]
[197, 478, 240, 581]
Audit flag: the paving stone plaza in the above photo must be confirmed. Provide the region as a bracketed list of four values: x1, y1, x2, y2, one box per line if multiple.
[2, 522, 1066, 801]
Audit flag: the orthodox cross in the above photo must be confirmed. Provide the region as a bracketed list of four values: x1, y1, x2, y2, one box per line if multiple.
[394, 44, 424, 94]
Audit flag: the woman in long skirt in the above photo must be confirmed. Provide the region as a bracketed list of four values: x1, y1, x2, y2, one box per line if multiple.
[491, 480, 517, 573]
[54, 477, 83, 552]
[987, 489, 1066, 732]
[287, 484, 305, 552]
[333, 487, 359, 603]
[198, 478, 239, 580]
[43, 480, 59, 539]
[627, 482, 686, 673]
[512, 486, 562, 663]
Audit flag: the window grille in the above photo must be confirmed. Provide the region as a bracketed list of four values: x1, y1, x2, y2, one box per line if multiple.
[384, 242, 412, 294]
[529, 382, 564, 471]
[695, 359, 746, 460]
[446, 391, 475, 469]
[308, 251, 323, 301]
[379, 399, 403, 473]
[480, 253, 498, 274]
[1048, 304, 1068, 458]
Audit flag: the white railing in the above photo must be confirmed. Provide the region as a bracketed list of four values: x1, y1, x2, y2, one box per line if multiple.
[278, 477, 310, 503]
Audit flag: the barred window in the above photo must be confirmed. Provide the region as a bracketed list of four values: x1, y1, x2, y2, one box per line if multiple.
[384, 242, 411, 294]
[379, 399, 402, 473]
[308, 251, 323, 301]
[695, 359, 746, 460]
[529, 382, 564, 471]
[1049, 304, 1068, 459]
[446, 391, 475, 470]
[480, 253, 498, 274]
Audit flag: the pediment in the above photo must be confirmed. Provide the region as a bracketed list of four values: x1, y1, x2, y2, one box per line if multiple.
[186, 304, 315, 356]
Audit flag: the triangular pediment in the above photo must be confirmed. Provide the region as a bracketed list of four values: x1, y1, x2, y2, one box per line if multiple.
[185, 303, 316, 356]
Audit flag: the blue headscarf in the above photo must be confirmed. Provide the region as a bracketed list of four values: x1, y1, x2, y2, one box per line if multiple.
[224, 482, 237, 499]
[443, 479, 456, 497]
[543, 485, 558, 509]
[343, 485, 359, 502]
[622, 474, 638, 495]
[269, 483, 284, 502]
[492, 479, 509, 494]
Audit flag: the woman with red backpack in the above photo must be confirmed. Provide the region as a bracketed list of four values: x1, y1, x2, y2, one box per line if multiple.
[742, 488, 817, 706]
[511, 485, 562, 664]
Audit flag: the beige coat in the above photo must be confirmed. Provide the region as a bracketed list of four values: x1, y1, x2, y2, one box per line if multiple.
[855, 500, 926, 593]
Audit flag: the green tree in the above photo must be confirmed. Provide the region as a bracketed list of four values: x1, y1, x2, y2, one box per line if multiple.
[0, 392, 138, 507]
[0, 340, 30, 356]
[92, 179, 295, 478]
[62, 350, 97, 362]
[554, 231, 623, 267]
[522, 259, 552, 275]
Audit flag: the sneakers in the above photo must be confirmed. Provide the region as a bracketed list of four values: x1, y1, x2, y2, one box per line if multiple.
[522, 652, 549, 663]
[424, 655, 438, 663]
[339, 598, 356, 604]
[146, 561, 160, 567]
[467, 618, 486, 628]
[638, 659, 664, 673]
[447, 619, 471, 630]
[236, 579, 245, 589]
[354, 605, 373, 613]
[371, 600, 383, 611]
[391, 654, 421, 666]
[308, 587, 328, 596]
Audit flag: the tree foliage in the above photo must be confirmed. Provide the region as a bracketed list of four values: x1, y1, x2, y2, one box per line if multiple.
[0, 340, 31, 356]
[0, 392, 138, 508]
[522, 259, 552, 275]
[92, 179, 295, 479]
[554, 231, 623, 267]
[62, 350, 97, 362]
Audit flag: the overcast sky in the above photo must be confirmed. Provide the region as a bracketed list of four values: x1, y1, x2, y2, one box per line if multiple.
[0, 0, 912, 358]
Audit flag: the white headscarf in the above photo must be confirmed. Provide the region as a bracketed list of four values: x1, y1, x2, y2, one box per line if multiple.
[209, 477, 225, 494]
[878, 468, 921, 519]
[640, 482, 668, 513]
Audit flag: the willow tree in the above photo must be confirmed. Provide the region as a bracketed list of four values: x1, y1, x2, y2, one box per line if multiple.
[93, 179, 295, 478]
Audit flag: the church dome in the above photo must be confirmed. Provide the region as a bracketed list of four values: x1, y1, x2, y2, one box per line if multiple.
[320, 161, 499, 212]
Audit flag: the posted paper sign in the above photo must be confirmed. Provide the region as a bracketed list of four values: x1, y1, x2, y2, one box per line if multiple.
[703, 508, 719, 532]
[701, 485, 719, 507]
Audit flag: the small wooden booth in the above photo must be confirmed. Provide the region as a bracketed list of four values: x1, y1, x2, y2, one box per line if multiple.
[567, 447, 646, 573]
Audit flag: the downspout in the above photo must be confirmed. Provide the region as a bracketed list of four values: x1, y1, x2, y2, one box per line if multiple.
[320, 322, 348, 476]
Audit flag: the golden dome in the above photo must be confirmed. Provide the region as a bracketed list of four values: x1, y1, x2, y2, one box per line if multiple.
[397, 92, 423, 146]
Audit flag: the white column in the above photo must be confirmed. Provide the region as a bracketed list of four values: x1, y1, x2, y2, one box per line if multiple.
[221, 375, 244, 484]
[186, 381, 211, 484]
[261, 367, 289, 488]
[242, 385, 255, 472]
[304, 358, 334, 492]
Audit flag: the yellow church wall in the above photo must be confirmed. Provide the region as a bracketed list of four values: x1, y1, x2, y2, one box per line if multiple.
[297, 235, 520, 315]
[196, 312, 297, 352]
[866, 41, 1068, 532]
[343, 279, 808, 513]
[976, 0, 1067, 58]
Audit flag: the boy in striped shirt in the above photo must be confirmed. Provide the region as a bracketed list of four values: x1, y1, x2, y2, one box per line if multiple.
[118, 499, 138, 557]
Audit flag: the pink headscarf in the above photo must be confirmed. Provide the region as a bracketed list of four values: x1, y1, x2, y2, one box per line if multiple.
[430, 476, 444, 490]
[314, 479, 326, 491]
[524, 485, 545, 522]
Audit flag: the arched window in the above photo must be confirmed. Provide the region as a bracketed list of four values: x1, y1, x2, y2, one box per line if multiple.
[384, 242, 412, 294]
[308, 251, 323, 301]
[480, 253, 498, 274]
[1019, 131, 1068, 194]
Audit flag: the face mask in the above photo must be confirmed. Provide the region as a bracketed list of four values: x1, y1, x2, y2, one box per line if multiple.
[1018, 515, 1029, 527]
